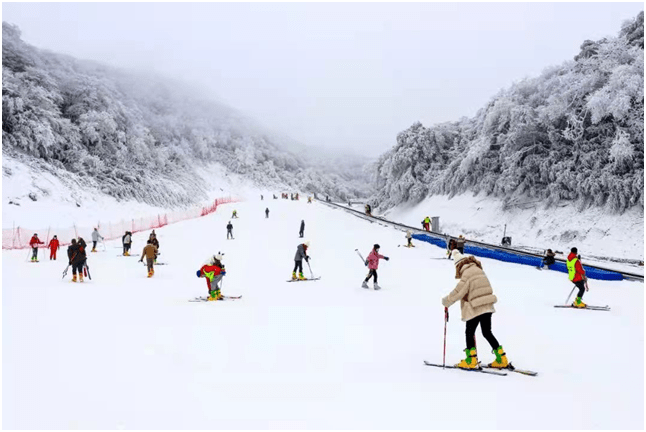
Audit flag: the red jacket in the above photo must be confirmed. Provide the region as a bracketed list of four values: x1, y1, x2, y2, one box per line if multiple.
[366, 249, 385, 270]
[29, 236, 44, 247]
[200, 264, 223, 290]
[48, 239, 60, 250]
[568, 253, 586, 282]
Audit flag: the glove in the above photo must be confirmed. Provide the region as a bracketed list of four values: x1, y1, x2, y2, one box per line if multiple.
[68, 261, 72, 265]
[221, 270, 226, 276]
[384, 257, 390, 261]
[441, 297, 450, 307]
[365, 260, 368, 266]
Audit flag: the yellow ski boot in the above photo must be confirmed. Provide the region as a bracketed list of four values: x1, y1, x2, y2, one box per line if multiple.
[572, 297, 587, 308]
[292, 272, 298, 280]
[488, 346, 509, 369]
[455, 348, 479, 369]
[298, 272, 306, 280]
[71, 274, 77, 283]
[79, 274, 84, 283]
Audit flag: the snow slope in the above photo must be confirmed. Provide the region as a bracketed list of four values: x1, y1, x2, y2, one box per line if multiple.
[2, 198, 643, 429]
[382, 192, 645, 264]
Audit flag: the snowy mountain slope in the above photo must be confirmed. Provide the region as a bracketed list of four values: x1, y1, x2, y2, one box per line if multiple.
[382, 192, 644, 263]
[3, 198, 642, 429]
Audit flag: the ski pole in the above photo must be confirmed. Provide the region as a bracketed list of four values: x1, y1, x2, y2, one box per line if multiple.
[355, 249, 366, 266]
[62, 264, 70, 279]
[25, 248, 32, 262]
[307, 260, 314, 279]
[443, 307, 449, 369]
[564, 286, 576, 305]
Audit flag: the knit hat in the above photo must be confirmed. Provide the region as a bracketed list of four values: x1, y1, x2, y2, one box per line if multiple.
[451, 249, 467, 265]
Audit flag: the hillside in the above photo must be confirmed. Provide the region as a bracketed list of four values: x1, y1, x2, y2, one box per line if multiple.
[2, 22, 370, 215]
[369, 12, 644, 214]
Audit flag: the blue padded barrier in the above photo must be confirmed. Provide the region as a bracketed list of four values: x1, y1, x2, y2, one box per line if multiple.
[414, 234, 623, 281]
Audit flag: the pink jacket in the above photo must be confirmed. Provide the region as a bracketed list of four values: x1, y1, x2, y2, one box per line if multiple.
[366, 249, 385, 269]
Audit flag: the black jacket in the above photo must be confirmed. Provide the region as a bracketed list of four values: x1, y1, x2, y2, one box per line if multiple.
[227, 223, 233, 231]
[67, 243, 86, 265]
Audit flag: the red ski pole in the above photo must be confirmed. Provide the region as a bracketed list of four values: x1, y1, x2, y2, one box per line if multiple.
[443, 307, 449, 369]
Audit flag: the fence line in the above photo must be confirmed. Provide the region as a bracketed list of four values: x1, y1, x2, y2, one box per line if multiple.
[2, 196, 236, 250]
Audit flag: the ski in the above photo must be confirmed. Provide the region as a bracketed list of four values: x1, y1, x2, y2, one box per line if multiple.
[189, 295, 242, 302]
[554, 305, 610, 311]
[482, 363, 538, 376]
[424, 361, 507, 376]
[398, 244, 415, 248]
[286, 277, 321, 282]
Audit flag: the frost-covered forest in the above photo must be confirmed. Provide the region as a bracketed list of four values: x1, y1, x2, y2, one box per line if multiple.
[2, 22, 369, 207]
[370, 12, 644, 213]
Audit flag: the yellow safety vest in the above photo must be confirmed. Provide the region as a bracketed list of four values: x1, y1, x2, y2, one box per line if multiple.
[566, 257, 578, 281]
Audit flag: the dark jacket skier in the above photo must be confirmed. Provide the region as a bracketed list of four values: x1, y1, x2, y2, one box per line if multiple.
[292, 241, 310, 280]
[227, 221, 234, 239]
[67, 238, 87, 282]
[299, 220, 305, 238]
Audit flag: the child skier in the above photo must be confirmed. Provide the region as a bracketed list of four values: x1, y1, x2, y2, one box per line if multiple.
[91, 228, 104, 252]
[567, 247, 587, 308]
[292, 241, 310, 280]
[29, 233, 43, 262]
[122, 231, 132, 256]
[227, 221, 234, 239]
[197, 254, 226, 301]
[139, 239, 159, 277]
[67, 238, 87, 282]
[441, 250, 509, 370]
[232, 210, 238, 219]
[47, 235, 60, 260]
[405, 230, 413, 247]
[362, 244, 389, 290]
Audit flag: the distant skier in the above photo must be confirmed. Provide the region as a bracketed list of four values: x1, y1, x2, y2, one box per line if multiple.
[67, 238, 87, 282]
[91, 228, 104, 252]
[261, 195, 264, 200]
[567, 247, 588, 308]
[122, 231, 132, 256]
[299, 220, 305, 238]
[47, 235, 60, 260]
[307, 196, 312, 203]
[29, 233, 43, 262]
[197, 253, 226, 301]
[405, 230, 413, 247]
[265, 208, 270, 218]
[442, 250, 509, 370]
[292, 241, 310, 280]
[139, 239, 159, 278]
[422, 216, 431, 231]
[232, 210, 238, 219]
[227, 221, 234, 239]
[149, 231, 160, 262]
[361, 244, 389, 290]
[456, 235, 465, 254]
[542, 249, 556, 268]
[365, 204, 372, 216]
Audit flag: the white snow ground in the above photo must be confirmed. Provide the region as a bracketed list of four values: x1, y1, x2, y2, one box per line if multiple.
[2, 198, 644, 429]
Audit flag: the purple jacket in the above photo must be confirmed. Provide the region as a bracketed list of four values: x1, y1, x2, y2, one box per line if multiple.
[366, 249, 385, 269]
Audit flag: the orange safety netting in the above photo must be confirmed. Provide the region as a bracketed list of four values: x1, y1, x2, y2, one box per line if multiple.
[2, 196, 236, 250]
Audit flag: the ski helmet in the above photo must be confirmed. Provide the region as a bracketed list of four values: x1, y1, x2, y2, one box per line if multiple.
[374, 244, 380, 250]
[34, 233, 38, 236]
[304, 241, 310, 247]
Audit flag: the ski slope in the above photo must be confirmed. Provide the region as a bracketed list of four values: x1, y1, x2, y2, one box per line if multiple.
[2, 198, 643, 429]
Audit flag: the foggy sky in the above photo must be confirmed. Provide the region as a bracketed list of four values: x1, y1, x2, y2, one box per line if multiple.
[2, 2, 643, 157]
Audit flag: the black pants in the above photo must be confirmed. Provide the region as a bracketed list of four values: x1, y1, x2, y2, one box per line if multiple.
[365, 269, 378, 283]
[465, 313, 500, 351]
[299, 230, 304, 238]
[574, 280, 586, 299]
[293, 260, 303, 274]
[92, 241, 97, 250]
[227, 230, 233, 239]
[72, 262, 83, 275]
[32, 247, 38, 259]
[407, 238, 412, 246]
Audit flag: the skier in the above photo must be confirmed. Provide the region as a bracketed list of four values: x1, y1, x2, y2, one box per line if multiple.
[361, 244, 389, 290]
[365, 204, 372, 216]
[265, 208, 270, 218]
[261, 194, 264, 200]
[227, 221, 234, 239]
[456, 235, 466, 254]
[422, 216, 431, 231]
[29, 233, 43, 262]
[122, 231, 132, 256]
[292, 241, 310, 280]
[441, 250, 509, 370]
[542, 249, 556, 268]
[149, 231, 160, 262]
[47, 235, 60, 260]
[67, 238, 87, 282]
[232, 210, 238, 219]
[139, 239, 158, 278]
[307, 196, 312, 203]
[91, 228, 104, 252]
[299, 220, 305, 238]
[197, 254, 226, 301]
[405, 230, 413, 247]
[567, 247, 587, 308]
